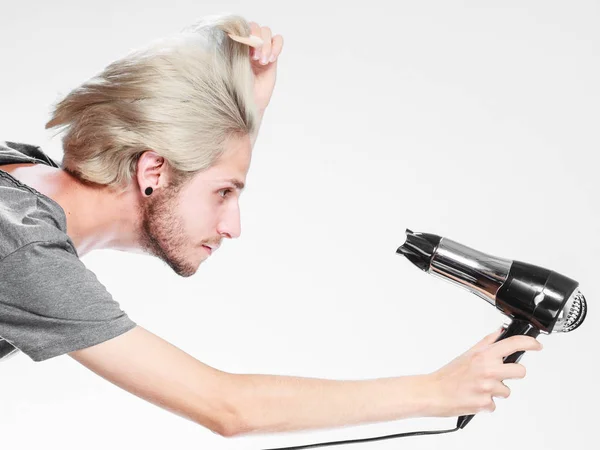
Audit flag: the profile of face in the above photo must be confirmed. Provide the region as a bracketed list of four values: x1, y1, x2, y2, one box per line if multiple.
[137, 135, 252, 277]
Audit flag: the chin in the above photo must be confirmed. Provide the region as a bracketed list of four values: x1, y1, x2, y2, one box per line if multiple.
[171, 263, 197, 278]
[177, 254, 208, 278]
[158, 252, 199, 278]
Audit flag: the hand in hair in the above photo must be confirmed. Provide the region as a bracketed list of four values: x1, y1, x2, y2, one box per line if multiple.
[245, 21, 284, 113]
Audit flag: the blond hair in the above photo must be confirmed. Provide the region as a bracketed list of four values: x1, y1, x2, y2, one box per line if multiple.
[46, 14, 258, 192]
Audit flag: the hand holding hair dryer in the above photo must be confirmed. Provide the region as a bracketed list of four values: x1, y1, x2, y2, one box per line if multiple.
[397, 229, 587, 428]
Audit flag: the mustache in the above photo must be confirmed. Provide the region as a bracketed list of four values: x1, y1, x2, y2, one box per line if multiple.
[202, 238, 222, 248]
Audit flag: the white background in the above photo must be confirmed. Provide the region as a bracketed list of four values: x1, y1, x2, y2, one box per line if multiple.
[1, 1, 598, 449]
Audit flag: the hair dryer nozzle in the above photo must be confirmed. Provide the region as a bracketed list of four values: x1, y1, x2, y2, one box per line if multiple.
[396, 229, 442, 272]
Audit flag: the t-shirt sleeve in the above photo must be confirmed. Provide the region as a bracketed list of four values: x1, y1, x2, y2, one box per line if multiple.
[0, 239, 137, 362]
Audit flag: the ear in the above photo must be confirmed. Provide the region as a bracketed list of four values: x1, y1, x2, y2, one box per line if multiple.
[136, 151, 168, 196]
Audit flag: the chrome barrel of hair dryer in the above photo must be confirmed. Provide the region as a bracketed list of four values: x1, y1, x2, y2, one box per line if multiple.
[396, 229, 587, 429]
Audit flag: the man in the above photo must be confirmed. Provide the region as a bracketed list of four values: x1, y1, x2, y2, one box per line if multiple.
[0, 14, 541, 439]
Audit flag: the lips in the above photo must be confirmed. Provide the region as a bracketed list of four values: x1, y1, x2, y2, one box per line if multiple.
[202, 243, 221, 255]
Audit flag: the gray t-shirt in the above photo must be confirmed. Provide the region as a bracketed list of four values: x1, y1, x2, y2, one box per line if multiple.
[0, 141, 136, 362]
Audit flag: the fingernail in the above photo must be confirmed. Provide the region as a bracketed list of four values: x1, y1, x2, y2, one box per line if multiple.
[260, 55, 268, 64]
[253, 50, 261, 61]
[269, 54, 276, 62]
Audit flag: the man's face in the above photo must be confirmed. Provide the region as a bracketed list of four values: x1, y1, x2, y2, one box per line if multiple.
[139, 135, 252, 277]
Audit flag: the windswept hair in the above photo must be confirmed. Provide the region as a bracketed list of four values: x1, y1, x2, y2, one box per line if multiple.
[46, 14, 258, 192]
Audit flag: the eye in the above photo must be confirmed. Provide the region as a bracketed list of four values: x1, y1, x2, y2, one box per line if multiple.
[218, 188, 233, 198]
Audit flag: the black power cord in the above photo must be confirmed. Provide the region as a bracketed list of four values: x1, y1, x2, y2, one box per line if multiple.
[261, 422, 461, 449]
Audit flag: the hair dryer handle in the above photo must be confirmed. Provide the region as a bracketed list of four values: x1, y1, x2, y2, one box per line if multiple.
[496, 319, 541, 363]
[456, 319, 540, 429]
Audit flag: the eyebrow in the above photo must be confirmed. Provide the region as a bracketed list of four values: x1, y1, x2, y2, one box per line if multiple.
[227, 179, 245, 191]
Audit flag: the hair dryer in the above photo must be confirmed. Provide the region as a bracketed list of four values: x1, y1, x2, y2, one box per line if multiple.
[397, 228, 587, 429]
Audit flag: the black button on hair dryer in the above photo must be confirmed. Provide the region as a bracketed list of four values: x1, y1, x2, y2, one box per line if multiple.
[397, 229, 587, 429]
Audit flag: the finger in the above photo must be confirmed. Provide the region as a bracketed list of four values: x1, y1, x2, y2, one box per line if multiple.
[249, 22, 262, 61]
[228, 34, 263, 48]
[469, 327, 505, 354]
[249, 21, 262, 37]
[495, 362, 527, 380]
[480, 398, 496, 413]
[490, 335, 542, 359]
[492, 382, 511, 399]
[269, 34, 284, 62]
[259, 26, 273, 65]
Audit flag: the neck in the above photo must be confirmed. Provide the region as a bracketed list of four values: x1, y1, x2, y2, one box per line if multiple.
[39, 167, 143, 256]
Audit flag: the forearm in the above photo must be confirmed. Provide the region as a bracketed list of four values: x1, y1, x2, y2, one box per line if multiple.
[224, 372, 436, 437]
[250, 108, 265, 147]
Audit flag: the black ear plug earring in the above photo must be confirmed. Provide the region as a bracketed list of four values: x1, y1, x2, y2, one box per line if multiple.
[145, 187, 153, 196]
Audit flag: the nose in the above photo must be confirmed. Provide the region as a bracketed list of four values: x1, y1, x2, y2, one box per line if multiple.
[217, 200, 241, 239]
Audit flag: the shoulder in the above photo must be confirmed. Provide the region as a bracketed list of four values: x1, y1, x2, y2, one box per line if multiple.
[0, 141, 60, 168]
[0, 176, 73, 260]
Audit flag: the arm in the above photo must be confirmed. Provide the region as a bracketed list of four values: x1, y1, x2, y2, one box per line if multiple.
[246, 22, 283, 148]
[69, 327, 541, 438]
[227, 372, 433, 436]
[68, 325, 432, 437]
[250, 108, 265, 148]
[69, 326, 238, 437]
[69, 326, 433, 437]
[214, 328, 538, 437]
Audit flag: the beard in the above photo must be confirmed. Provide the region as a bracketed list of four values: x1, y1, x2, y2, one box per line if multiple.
[138, 185, 199, 278]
